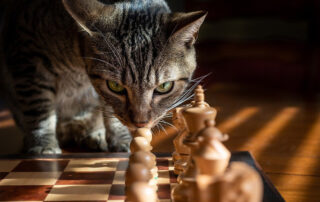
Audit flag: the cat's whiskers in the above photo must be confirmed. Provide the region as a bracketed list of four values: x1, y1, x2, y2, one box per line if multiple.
[167, 75, 208, 111]
[156, 122, 168, 136]
[152, 124, 161, 134]
[189, 73, 211, 83]
[159, 120, 178, 131]
[162, 114, 173, 119]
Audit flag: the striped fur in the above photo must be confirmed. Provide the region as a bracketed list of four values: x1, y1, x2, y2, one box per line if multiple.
[0, 0, 206, 154]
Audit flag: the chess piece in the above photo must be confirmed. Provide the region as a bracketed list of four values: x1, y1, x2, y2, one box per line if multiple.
[172, 157, 198, 202]
[130, 137, 153, 152]
[193, 120, 231, 202]
[125, 163, 152, 187]
[171, 179, 194, 202]
[182, 85, 217, 148]
[172, 150, 181, 166]
[197, 119, 229, 142]
[130, 128, 153, 152]
[129, 151, 158, 187]
[172, 107, 191, 175]
[126, 182, 158, 202]
[133, 128, 153, 143]
[176, 85, 217, 188]
[193, 119, 230, 176]
[207, 162, 263, 202]
[172, 107, 183, 163]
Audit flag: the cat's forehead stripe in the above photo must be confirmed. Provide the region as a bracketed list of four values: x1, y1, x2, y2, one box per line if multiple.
[115, 4, 168, 86]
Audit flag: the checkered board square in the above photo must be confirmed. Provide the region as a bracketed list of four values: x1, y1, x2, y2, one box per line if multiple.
[0, 156, 176, 202]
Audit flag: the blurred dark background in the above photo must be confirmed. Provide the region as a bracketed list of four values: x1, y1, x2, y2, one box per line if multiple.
[168, 0, 320, 93]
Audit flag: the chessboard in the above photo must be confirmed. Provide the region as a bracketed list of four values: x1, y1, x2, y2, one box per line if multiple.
[0, 152, 284, 202]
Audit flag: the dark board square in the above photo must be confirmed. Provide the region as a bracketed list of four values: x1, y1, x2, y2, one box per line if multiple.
[169, 170, 178, 183]
[0, 185, 52, 200]
[13, 160, 69, 172]
[157, 184, 171, 199]
[156, 159, 169, 170]
[0, 172, 8, 180]
[109, 184, 126, 200]
[56, 171, 115, 185]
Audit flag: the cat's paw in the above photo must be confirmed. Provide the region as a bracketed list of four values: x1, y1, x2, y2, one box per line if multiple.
[78, 128, 109, 152]
[28, 145, 62, 154]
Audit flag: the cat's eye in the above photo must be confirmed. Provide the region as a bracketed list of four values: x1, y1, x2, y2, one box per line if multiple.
[155, 81, 174, 94]
[107, 80, 126, 94]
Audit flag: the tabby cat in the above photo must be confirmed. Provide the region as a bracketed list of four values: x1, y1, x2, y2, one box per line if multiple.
[0, 0, 207, 154]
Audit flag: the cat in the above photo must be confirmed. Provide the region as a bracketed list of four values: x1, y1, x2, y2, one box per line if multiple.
[0, 0, 207, 154]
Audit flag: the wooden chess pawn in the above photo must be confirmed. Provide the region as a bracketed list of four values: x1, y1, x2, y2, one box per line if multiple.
[133, 128, 153, 143]
[125, 163, 152, 186]
[129, 151, 158, 188]
[126, 182, 158, 202]
[130, 137, 152, 152]
[130, 128, 153, 153]
[193, 119, 230, 176]
[125, 162, 158, 193]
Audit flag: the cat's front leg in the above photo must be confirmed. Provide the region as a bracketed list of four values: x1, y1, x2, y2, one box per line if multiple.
[104, 115, 132, 152]
[9, 82, 61, 154]
[57, 108, 108, 152]
[23, 111, 61, 154]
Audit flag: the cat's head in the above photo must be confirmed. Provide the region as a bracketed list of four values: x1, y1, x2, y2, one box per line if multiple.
[63, 0, 207, 130]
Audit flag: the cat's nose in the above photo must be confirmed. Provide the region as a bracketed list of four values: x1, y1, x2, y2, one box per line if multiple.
[133, 121, 149, 128]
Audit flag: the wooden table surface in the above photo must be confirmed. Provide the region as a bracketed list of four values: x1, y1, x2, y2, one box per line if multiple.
[0, 83, 319, 201]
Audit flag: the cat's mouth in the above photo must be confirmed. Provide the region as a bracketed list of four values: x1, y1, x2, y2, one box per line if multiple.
[113, 114, 155, 131]
[126, 119, 155, 131]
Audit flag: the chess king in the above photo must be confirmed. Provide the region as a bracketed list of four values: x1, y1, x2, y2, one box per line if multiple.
[171, 85, 263, 202]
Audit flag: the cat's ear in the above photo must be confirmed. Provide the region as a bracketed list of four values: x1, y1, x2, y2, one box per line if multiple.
[167, 11, 207, 47]
[62, 0, 115, 35]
